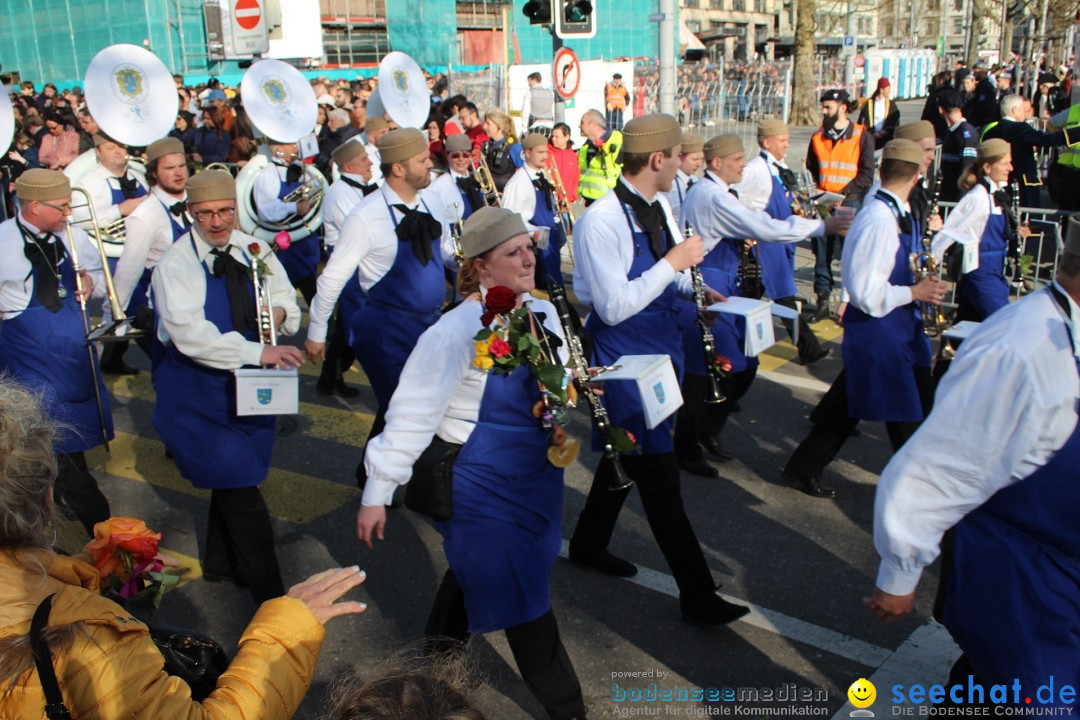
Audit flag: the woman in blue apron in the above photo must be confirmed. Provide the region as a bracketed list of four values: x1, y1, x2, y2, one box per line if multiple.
[152, 232, 283, 603]
[0, 177, 114, 534]
[358, 207, 586, 720]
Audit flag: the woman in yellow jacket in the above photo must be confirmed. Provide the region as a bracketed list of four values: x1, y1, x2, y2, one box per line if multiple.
[0, 378, 367, 719]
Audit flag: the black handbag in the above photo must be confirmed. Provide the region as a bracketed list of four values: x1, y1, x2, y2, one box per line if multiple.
[943, 242, 964, 283]
[31, 594, 230, 706]
[404, 436, 462, 521]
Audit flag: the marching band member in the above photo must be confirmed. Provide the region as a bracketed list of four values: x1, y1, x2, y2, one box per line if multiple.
[674, 134, 846, 477]
[314, 138, 376, 398]
[500, 132, 566, 289]
[305, 129, 451, 480]
[357, 207, 587, 720]
[73, 132, 150, 375]
[363, 116, 391, 186]
[0, 169, 112, 536]
[566, 114, 749, 626]
[867, 219, 1080, 700]
[429, 134, 486, 222]
[151, 170, 304, 604]
[736, 120, 829, 366]
[253, 139, 318, 303]
[932, 138, 1026, 323]
[782, 140, 947, 499]
[112, 137, 191, 356]
[663, 133, 704, 222]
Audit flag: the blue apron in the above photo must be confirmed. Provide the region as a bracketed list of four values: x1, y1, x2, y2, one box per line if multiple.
[436, 359, 563, 634]
[270, 166, 320, 285]
[350, 196, 445, 409]
[944, 293, 1080, 704]
[0, 230, 113, 454]
[107, 175, 148, 276]
[529, 176, 566, 287]
[152, 237, 274, 489]
[959, 200, 1009, 321]
[756, 166, 798, 300]
[585, 201, 683, 453]
[456, 176, 477, 220]
[126, 198, 187, 316]
[842, 196, 930, 423]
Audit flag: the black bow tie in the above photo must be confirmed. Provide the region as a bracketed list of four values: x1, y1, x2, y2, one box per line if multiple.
[340, 175, 378, 196]
[210, 247, 257, 334]
[391, 204, 441, 266]
[117, 173, 140, 199]
[169, 201, 191, 227]
[19, 220, 67, 313]
[455, 175, 486, 212]
[614, 181, 671, 261]
[285, 163, 303, 185]
[728, 187, 740, 199]
[686, 177, 695, 190]
[533, 173, 555, 211]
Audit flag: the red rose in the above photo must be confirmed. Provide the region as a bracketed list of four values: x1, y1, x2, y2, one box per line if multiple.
[489, 338, 512, 358]
[480, 310, 495, 327]
[716, 355, 733, 373]
[485, 286, 517, 315]
[248, 242, 260, 255]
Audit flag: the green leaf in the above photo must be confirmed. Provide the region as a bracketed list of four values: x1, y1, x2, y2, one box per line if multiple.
[610, 427, 639, 454]
[474, 328, 493, 342]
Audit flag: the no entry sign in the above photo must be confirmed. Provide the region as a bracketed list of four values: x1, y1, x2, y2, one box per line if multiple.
[234, 0, 262, 30]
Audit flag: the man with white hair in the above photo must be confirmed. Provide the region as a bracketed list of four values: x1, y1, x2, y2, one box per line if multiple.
[981, 93, 1067, 209]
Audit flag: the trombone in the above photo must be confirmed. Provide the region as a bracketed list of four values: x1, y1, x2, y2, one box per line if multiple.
[70, 187, 142, 340]
[249, 249, 277, 348]
[472, 153, 501, 207]
[450, 202, 466, 265]
[282, 166, 326, 210]
[544, 161, 576, 234]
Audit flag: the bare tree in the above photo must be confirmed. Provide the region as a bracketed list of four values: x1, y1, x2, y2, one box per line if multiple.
[791, 0, 820, 124]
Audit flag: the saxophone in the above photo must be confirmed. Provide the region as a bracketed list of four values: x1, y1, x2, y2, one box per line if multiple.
[547, 280, 633, 492]
[686, 223, 726, 404]
[909, 165, 947, 338]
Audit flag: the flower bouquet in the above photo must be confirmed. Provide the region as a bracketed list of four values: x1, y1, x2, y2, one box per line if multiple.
[85, 517, 180, 609]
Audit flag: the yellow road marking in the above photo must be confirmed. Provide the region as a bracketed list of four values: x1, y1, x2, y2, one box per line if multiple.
[87, 431, 359, 523]
[758, 318, 844, 372]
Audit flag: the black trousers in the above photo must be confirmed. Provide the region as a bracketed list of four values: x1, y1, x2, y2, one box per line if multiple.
[203, 486, 285, 604]
[318, 301, 357, 386]
[569, 453, 716, 598]
[784, 367, 932, 481]
[295, 275, 317, 307]
[773, 296, 824, 362]
[426, 570, 586, 720]
[673, 368, 757, 460]
[55, 452, 111, 536]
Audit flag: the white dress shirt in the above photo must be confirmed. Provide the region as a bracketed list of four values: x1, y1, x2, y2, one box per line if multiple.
[682, 170, 823, 255]
[931, 178, 1004, 262]
[253, 162, 303, 223]
[429, 169, 471, 224]
[501, 165, 551, 230]
[306, 184, 452, 344]
[0, 215, 104, 319]
[736, 152, 786, 214]
[663, 168, 694, 223]
[874, 283, 1080, 595]
[322, 172, 371, 249]
[840, 189, 914, 318]
[366, 143, 384, 185]
[362, 291, 567, 507]
[114, 187, 188, 310]
[572, 177, 693, 325]
[151, 228, 300, 370]
[873, 97, 887, 131]
[71, 163, 148, 228]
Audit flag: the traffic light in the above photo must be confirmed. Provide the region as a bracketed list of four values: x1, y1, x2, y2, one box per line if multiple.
[555, 0, 595, 39]
[523, 0, 552, 24]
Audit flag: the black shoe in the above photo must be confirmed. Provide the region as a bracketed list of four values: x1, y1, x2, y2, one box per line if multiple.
[799, 347, 832, 366]
[569, 549, 638, 577]
[316, 377, 360, 398]
[102, 361, 139, 375]
[781, 470, 837, 499]
[681, 592, 750, 626]
[810, 292, 831, 324]
[701, 435, 734, 461]
[677, 454, 720, 478]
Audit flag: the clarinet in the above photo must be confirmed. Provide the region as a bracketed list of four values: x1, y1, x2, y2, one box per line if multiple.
[547, 280, 633, 492]
[1005, 180, 1023, 280]
[685, 223, 726, 404]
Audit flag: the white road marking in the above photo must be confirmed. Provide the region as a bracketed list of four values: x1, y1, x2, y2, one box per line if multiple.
[759, 368, 834, 393]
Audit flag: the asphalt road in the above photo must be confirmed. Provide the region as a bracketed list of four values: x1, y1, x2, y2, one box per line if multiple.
[69, 96, 961, 720]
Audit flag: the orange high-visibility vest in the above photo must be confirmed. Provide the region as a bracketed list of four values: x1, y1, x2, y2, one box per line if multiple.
[810, 124, 864, 193]
[605, 82, 628, 111]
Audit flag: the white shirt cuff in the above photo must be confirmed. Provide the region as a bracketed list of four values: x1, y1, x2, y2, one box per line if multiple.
[361, 477, 399, 507]
[307, 319, 329, 344]
[241, 340, 265, 367]
[875, 560, 923, 596]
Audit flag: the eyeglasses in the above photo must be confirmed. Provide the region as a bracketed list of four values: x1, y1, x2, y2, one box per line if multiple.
[449, 152, 471, 159]
[192, 207, 237, 223]
[39, 200, 72, 214]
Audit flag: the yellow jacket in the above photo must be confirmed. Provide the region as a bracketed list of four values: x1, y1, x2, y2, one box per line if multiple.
[0, 551, 325, 719]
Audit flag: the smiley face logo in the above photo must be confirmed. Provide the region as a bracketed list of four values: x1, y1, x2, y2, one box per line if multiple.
[848, 678, 877, 709]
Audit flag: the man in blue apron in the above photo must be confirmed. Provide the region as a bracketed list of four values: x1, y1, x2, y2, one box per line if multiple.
[253, 140, 319, 304]
[112, 137, 191, 360]
[663, 133, 704, 223]
[675, 134, 846, 478]
[868, 217, 1080, 709]
[151, 170, 304, 604]
[0, 169, 112, 535]
[782, 140, 948, 499]
[501, 132, 567, 292]
[304, 128, 450, 486]
[566, 114, 750, 626]
[74, 132, 150, 376]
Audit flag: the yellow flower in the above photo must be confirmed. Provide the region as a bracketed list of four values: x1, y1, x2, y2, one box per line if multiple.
[473, 355, 494, 370]
[475, 341, 490, 357]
